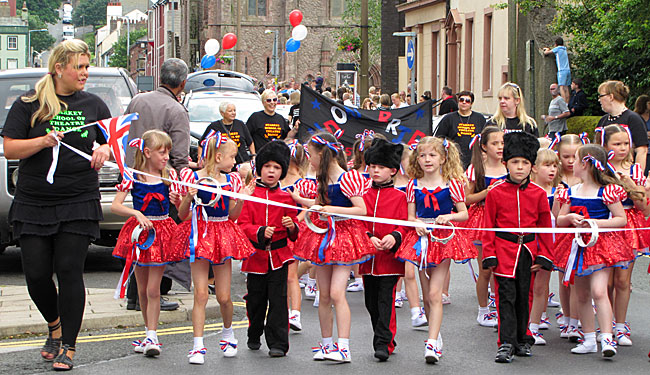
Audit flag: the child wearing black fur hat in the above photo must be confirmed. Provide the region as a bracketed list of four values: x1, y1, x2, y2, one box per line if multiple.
[239, 140, 299, 357]
[481, 131, 554, 363]
[360, 138, 410, 362]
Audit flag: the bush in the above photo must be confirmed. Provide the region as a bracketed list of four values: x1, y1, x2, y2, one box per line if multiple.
[567, 116, 601, 136]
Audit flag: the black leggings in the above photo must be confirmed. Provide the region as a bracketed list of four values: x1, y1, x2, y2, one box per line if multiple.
[20, 233, 90, 347]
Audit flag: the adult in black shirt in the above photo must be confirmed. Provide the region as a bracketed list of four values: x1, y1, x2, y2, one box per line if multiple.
[596, 80, 648, 170]
[434, 90, 486, 168]
[199, 102, 253, 165]
[438, 86, 458, 115]
[568, 78, 588, 117]
[487, 82, 539, 137]
[288, 91, 301, 129]
[246, 89, 292, 151]
[0, 41, 111, 370]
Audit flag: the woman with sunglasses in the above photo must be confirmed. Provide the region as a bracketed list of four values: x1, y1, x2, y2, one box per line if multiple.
[246, 89, 295, 152]
[487, 82, 538, 137]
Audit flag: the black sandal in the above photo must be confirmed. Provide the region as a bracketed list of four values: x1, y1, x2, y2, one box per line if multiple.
[41, 321, 62, 361]
[53, 345, 75, 371]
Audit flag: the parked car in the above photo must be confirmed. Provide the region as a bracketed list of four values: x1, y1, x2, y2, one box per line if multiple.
[183, 89, 263, 161]
[183, 70, 258, 94]
[0, 67, 137, 253]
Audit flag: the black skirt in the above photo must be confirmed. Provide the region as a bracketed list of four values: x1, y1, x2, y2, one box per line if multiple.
[9, 199, 103, 240]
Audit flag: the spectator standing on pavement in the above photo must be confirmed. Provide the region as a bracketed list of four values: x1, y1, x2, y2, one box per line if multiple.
[391, 93, 408, 109]
[378, 94, 391, 110]
[199, 102, 254, 165]
[1, 39, 112, 371]
[247, 89, 294, 152]
[543, 37, 571, 103]
[438, 86, 458, 115]
[488, 82, 539, 137]
[596, 80, 649, 171]
[633, 95, 650, 174]
[288, 91, 301, 130]
[568, 78, 588, 117]
[434, 90, 486, 168]
[542, 83, 570, 139]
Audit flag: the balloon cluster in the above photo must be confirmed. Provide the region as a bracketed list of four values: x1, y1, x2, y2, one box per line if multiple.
[201, 33, 238, 69]
[286, 10, 308, 53]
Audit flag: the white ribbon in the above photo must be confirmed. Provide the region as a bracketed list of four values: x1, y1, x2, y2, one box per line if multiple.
[46, 132, 60, 184]
[563, 219, 598, 284]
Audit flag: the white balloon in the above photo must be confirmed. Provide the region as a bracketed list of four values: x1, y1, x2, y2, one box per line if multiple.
[292, 25, 308, 41]
[204, 39, 220, 56]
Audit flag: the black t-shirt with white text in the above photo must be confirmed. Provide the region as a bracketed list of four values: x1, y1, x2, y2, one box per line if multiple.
[487, 117, 539, 137]
[435, 111, 486, 168]
[289, 104, 300, 128]
[1, 90, 111, 204]
[246, 110, 290, 151]
[597, 109, 648, 148]
[200, 119, 253, 164]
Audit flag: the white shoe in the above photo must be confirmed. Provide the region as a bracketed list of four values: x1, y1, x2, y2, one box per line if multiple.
[304, 284, 317, 300]
[568, 327, 583, 343]
[299, 282, 305, 288]
[488, 294, 496, 309]
[477, 311, 498, 327]
[346, 280, 364, 292]
[547, 292, 561, 307]
[188, 348, 206, 364]
[132, 339, 146, 354]
[394, 296, 404, 308]
[532, 331, 546, 345]
[220, 338, 238, 357]
[539, 316, 551, 330]
[143, 338, 162, 357]
[601, 338, 617, 357]
[560, 326, 569, 339]
[313, 291, 319, 307]
[424, 339, 441, 364]
[441, 293, 451, 305]
[289, 313, 302, 331]
[323, 344, 351, 363]
[299, 274, 309, 286]
[312, 343, 330, 361]
[571, 342, 597, 354]
[412, 308, 428, 327]
[400, 290, 408, 301]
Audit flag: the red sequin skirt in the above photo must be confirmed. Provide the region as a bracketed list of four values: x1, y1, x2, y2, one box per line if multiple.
[396, 223, 476, 267]
[554, 231, 635, 275]
[462, 203, 485, 243]
[174, 218, 256, 265]
[623, 208, 650, 254]
[293, 214, 375, 266]
[112, 216, 183, 265]
[287, 221, 308, 255]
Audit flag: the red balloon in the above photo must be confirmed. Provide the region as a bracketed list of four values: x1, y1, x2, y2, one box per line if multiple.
[222, 33, 237, 50]
[289, 10, 303, 27]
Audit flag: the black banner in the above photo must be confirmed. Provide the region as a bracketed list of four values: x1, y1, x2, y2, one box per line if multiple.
[297, 85, 432, 157]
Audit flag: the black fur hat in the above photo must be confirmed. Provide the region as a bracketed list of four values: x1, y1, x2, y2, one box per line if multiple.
[255, 140, 290, 180]
[503, 131, 540, 164]
[364, 138, 403, 170]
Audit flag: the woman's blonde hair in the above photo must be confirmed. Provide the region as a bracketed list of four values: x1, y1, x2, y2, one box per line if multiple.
[598, 80, 629, 103]
[203, 137, 237, 177]
[260, 89, 277, 103]
[134, 130, 172, 186]
[289, 91, 300, 105]
[534, 148, 561, 187]
[408, 136, 466, 183]
[490, 82, 536, 130]
[22, 39, 91, 127]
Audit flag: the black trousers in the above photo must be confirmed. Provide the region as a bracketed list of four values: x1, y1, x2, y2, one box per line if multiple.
[244, 262, 289, 353]
[363, 275, 399, 353]
[494, 249, 535, 347]
[20, 233, 91, 347]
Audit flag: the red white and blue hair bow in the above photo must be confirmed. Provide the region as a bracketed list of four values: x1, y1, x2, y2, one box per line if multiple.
[409, 138, 420, 151]
[548, 132, 561, 149]
[579, 132, 590, 144]
[582, 154, 614, 174]
[441, 138, 450, 154]
[334, 129, 344, 139]
[594, 127, 604, 146]
[355, 129, 375, 151]
[311, 135, 340, 154]
[287, 140, 300, 158]
[469, 134, 481, 150]
[303, 144, 310, 159]
[128, 138, 145, 152]
[619, 124, 633, 143]
[201, 130, 228, 160]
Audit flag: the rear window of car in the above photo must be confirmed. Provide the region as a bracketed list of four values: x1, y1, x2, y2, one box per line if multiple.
[185, 96, 264, 123]
[0, 75, 132, 130]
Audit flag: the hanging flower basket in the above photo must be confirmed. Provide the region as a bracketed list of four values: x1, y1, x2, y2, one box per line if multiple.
[216, 55, 233, 65]
[337, 35, 362, 53]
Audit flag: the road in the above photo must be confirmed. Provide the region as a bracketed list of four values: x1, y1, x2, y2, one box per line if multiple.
[1, 246, 650, 374]
[39, 6, 64, 67]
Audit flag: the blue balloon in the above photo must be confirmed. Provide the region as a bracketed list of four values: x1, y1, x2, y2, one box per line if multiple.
[201, 55, 216, 69]
[285, 38, 301, 53]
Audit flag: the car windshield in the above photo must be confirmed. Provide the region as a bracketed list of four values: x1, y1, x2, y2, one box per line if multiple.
[186, 96, 263, 123]
[0, 75, 131, 130]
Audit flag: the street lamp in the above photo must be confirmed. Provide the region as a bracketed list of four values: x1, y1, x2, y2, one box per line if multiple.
[264, 29, 279, 82]
[393, 31, 417, 105]
[120, 17, 131, 71]
[28, 28, 48, 67]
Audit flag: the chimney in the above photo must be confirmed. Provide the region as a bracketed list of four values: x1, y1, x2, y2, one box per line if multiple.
[21, 1, 27, 21]
[0, 2, 10, 18]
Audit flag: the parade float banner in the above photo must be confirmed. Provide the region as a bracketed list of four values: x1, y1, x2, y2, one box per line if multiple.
[298, 85, 432, 156]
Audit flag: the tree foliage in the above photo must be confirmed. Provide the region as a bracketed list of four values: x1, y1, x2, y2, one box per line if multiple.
[517, 0, 650, 112]
[28, 14, 56, 53]
[25, 0, 61, 25]
[108, 27, 147, 69]
[335, 0, 382, 66]
[72, 0, 109, 28]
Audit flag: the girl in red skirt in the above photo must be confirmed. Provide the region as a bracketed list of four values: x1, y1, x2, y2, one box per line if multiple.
[112, 130, 183, 357]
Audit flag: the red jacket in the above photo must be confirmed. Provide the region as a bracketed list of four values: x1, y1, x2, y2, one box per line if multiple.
[239, 181, 299, 274]
[482, 179, 554, 278]
[359, 182, 408, 276]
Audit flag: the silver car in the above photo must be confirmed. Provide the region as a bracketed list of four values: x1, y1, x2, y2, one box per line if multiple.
[0, 67, 137, 253]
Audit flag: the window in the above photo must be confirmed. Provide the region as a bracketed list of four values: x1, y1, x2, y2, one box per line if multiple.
[248, 0, 266, 16]
[330, 0, 346, 18]
[173, 2, 178, 10]
[482, 13, 492, 94]
[7, 36, 17, 50]
[7, 58, 18, 69]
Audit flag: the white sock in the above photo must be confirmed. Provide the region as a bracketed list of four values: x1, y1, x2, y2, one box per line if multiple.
[193, 337, 204, 350]
[146, 330, 158, 343]
[478, 306, 489, 315]
[222, 326, 234, 340]
[529, 323, 539, 333]
[307, 277, 316, 287]
[411, 307, 421, 318]
[291, 310, 301, 319]
[601, 332, 613, 342]
[583, 331, 596, 346]
[541, 312, 548, 321]
[569, 318, 579, 329]
[355, 277, 363, 284]
[338, 338, 350, 350]
[322, 337, 333, 347]
[615, 322, 625, 332]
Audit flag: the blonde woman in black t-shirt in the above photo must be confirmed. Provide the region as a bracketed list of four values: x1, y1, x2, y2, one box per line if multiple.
[487, 82, 538, 137]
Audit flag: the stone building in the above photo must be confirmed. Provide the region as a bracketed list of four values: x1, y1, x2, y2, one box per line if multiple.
[179, 0, 364, 89]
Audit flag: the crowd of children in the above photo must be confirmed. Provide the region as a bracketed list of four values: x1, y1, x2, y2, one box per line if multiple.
[107, 91, 650, 366]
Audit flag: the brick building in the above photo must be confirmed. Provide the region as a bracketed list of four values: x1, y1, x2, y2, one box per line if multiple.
[178, 0, 368, 89]
[145, 0, 181, 86]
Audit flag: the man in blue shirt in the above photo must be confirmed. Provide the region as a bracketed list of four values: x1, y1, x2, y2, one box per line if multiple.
[543, 37, 571, 103]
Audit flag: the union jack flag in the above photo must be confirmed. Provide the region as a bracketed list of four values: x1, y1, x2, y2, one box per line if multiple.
[95, 113, 139, 181]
